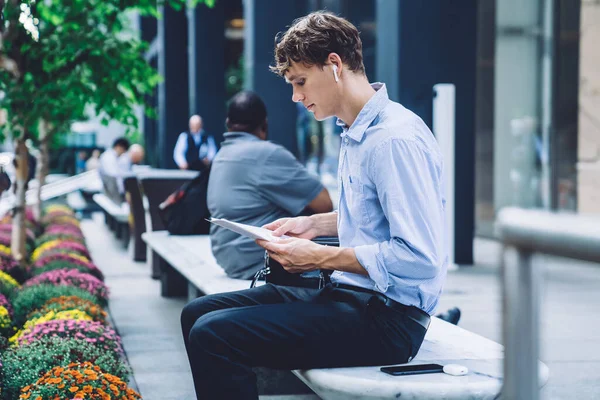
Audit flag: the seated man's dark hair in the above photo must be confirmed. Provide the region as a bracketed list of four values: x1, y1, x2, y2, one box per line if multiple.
[112, 137, 130, 151]
[271, 11, 365, 77]
[226, 91, 267, 133]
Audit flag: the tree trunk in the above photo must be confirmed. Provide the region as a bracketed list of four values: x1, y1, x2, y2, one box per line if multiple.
[11, 136, 29, 264]
[33, 120, 50, 221]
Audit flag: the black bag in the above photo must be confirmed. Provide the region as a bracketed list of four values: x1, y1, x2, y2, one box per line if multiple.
[158, 170, 211, 235]
[251, 236, 339, 289]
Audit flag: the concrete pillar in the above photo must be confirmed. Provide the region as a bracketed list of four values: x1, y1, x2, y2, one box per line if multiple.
[157, 5, 189, 168]
[375, 0, 477, 265]
[243, 0, 309, 155]
[578, 0, 600, 213]
[188, 2, 227, 145]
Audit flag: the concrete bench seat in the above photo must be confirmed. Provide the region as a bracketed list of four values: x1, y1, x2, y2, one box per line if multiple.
[93, 193, 130, 248]
[142, 230, 550, 399]
[142, 231, 248, 298]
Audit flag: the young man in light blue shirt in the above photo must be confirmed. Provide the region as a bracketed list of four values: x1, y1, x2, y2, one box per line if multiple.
[181, 12, 449, 399]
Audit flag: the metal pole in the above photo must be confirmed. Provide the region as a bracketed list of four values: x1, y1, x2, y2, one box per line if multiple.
[502, 246, 541, 400]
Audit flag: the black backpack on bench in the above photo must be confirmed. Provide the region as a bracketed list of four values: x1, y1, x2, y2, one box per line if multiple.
[158, 170, 211, 235]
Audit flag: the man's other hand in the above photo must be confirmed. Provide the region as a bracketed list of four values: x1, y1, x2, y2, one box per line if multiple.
[263, 216, 316, 239]
[256, 237, 322, 273]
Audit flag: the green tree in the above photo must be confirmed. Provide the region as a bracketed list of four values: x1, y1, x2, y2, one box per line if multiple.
[0, 0, 213, 260]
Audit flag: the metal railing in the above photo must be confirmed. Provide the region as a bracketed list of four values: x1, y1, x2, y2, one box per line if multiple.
[0, 170, 101, 217]
[496, 207, 600, 400]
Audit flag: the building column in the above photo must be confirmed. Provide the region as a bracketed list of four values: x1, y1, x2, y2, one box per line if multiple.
[376, 0, 477, 265]
[140, 15, 159, 166]
[243, 0, 308, 155]
[188, 2, 227, 145]
[157, 5, 189, 169]
[578, 0, 600, 213]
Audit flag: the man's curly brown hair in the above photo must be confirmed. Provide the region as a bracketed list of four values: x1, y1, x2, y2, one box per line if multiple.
[270, 11, 365, 77]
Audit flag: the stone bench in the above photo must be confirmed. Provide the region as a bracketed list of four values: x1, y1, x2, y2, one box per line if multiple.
[142, 231, 550, 399]
[141, 231, 248, 299]
[93, 193, 130, 248]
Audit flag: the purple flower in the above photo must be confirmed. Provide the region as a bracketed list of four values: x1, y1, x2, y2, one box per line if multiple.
[31, 253, 103, 280]
[17, 319, 124, 354]
[23, 269, 109, 303]
[0, 293, 13, 317]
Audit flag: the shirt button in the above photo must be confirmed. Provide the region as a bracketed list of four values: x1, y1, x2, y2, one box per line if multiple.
[344, 138, 349, 144]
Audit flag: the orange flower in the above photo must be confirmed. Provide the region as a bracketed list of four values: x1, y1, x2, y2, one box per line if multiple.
[69, 386, 80, 392]
[19, 393, 31, 399]
[21, 386, 31, 392]
[58, 384, 65, 389]
[84, 385, 93, 393]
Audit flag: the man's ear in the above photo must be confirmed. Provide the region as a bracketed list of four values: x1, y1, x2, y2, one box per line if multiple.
[327, 52, 343, 76]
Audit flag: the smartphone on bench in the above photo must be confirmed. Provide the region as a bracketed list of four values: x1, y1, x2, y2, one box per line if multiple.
[380, 363, 444, 376]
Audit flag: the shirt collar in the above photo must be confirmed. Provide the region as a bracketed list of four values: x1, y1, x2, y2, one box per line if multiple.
[337, 82, 389, 142]
[223, 131, 261, 142]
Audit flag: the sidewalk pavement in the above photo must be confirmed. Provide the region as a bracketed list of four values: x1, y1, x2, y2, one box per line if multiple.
[81, 213, 600, 400]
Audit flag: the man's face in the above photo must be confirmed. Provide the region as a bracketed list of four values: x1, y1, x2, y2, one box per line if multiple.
[285, 62, 340, 121]
[189, 120, 202, 133]
[114, 146, 126, 156]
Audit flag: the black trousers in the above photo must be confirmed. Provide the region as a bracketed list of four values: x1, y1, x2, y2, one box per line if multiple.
[180, 283, 428, 400]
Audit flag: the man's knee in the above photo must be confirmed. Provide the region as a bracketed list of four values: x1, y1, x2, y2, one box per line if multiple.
[181, 295, 216, 332]
[188, 309, 238, 351]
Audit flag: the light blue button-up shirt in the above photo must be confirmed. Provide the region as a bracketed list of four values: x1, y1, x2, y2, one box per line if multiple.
[331, 83, 448, 315]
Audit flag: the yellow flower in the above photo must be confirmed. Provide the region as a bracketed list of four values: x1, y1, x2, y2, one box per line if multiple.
[65, 253, 89, 263]
[31, 239, 62, 261]
[0, 270, 20, 288]
[0, 243, 11, 255]
[10, 309, 92, 345]
[45, 204, 73, 214]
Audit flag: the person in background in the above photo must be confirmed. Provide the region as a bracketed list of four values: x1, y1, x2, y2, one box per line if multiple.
[98, 137, 130, 179]
[118, 143, 145, 172]
[98, 138, 144, 195]
[173, 115, 218, 171]
[207, 90, 333, 279]
[85, 149, 101, 171]
[75, 151, 87, 174]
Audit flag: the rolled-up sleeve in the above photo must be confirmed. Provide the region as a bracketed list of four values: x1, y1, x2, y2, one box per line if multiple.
[353, 138, 446, 293]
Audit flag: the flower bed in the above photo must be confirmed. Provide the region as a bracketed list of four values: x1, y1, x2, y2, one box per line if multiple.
[0, 204, 139, 399]
[18, 361, 140, 400]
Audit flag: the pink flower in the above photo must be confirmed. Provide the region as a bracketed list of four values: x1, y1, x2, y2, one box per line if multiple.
[17, 319, 123, 354]
[23, 269, 109, 302]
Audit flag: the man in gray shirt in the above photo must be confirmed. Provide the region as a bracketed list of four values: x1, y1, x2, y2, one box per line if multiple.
[207, 91, 332, 279]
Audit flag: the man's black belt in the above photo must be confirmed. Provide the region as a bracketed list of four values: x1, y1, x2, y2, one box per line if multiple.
[331, 283, 431, 331]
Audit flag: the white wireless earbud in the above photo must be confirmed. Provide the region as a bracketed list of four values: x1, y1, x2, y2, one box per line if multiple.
[332, 65, 339, 82]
